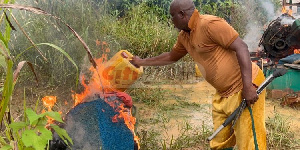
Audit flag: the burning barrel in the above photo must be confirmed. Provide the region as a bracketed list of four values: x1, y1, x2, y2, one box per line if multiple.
[50, 94, 138, 150]
[50, 50, 142, 149]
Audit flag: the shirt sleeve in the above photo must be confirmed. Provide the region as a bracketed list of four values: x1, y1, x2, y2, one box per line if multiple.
[206, 18, 239, 49]
[172, 32, 188, 54]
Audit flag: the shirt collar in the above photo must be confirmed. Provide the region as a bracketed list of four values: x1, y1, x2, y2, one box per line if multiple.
[188, 9, 199, 31]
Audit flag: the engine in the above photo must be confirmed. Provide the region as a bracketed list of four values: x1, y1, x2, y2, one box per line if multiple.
[259, 13, 300, 61]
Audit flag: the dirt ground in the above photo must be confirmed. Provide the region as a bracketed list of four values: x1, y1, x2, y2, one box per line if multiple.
[135, 78, 300, 146]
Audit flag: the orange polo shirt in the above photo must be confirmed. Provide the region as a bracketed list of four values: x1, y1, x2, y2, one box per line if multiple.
[172, 9, 259, 97]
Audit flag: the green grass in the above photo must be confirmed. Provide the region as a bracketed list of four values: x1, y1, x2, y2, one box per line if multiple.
[266, 112, 300, 149]
[127, 86, 169, 106]
[137, 122, 212, 150]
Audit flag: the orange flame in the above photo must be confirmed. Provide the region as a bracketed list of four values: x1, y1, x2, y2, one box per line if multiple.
[282, 6, 286, 13]
[72, 40, 140, 148]
[282, 6, 293, 16]
[111, 103, 139, 149]
[42, 96, 57, 111]
[42, 96, 58, 125]
[288, 9, 293, 16]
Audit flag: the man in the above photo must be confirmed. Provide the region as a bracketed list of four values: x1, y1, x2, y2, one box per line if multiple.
[132, 0, 266, 149]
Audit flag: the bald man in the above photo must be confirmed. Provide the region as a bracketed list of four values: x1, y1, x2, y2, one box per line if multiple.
[132, 0, 266, 149]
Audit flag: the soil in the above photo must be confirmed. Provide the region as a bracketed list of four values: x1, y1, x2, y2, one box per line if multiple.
[135, 78, 300, 145]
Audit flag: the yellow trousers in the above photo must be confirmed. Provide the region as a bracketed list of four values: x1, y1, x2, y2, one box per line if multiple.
[210, 69, 267, 150]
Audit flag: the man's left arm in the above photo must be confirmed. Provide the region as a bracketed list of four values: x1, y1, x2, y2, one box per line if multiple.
[229, 37, 258, 106]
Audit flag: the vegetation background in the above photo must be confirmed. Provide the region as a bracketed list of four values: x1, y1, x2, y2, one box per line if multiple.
[2, 0, 299, 149]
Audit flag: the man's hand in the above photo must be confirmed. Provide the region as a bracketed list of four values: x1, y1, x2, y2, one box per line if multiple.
[242, 85, 258, 106]
[130, 56, 143, 68]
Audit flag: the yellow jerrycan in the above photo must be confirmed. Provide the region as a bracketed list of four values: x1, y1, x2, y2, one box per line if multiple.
[101, 50, 143, 91]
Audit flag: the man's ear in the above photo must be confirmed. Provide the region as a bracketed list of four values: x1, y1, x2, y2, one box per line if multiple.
[179, 10, 185, 18]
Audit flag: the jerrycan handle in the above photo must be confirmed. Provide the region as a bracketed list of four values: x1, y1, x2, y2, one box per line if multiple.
[121, 51, 140, 68]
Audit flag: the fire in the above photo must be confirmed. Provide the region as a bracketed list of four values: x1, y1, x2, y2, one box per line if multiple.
[72, 40, 140, 148]
[42, 96, 57, 111]
[288, 9, 293, 16]
[41, 96, 58, 125]
[72, 41, 113, 107]
[111, 103, 140, 148]
[282, 6, 286, 13]
[282, 6, 293, 16]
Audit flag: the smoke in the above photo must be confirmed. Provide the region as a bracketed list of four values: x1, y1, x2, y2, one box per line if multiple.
[243, 23, 262, 52]
[239, 0, 277, 52]
[261, 1, 276, 21]
[281, 17, 295, 25]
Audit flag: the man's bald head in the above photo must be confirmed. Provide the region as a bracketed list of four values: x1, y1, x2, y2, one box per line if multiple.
[170, 0, 195, 32]
[170, 0, 195, 13]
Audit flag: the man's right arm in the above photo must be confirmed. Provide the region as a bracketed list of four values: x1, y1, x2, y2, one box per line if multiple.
[131, 50, 187, 67]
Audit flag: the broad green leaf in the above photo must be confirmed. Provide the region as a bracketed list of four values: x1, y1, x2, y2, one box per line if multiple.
[35, 117, 47, 127]
[36, 126, 53, 140]
[25, 109, 40, 125]
[41, 111, 63, 123]
[9, 122, 27, 132]
[0, 145, 12, 150]
[51, 124, 73, 145]
[21, 127, 52, 150]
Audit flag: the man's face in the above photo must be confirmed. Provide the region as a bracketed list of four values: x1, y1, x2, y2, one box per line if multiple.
[170, 6, 187, 31]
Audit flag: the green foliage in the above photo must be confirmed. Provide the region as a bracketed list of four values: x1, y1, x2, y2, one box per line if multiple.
[13, 0, 102, 86]
[111, 3, 177, 58]
[21, 127, 52, 150]
[0, 2, 73, 149]
[50, 124, 73, 145]
[105, 0, 141, 17]
[0, 6, 15, 125]
[169, 122, 211, 149]
[198, 0, 234, 21]
[3, 108, 73, 150]
[145, 0, 172, 21]
[137, 122, 212, 150]
[266, 112, 300, 149]
[196, 0, 248, 36]
[127, 87, 169, 106]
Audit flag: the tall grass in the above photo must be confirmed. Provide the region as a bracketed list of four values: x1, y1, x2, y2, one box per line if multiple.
[0, 2, 74, 149]
[107, 2, 178, 58]
[11, 0, 179, 87]
[9, 0, 280, 87]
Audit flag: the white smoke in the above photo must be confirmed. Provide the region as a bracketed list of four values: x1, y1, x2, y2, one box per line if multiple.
[261, 1, 276, 21]
[241, 0, 277, 52]
[243, 23, 262, 52]
[281, 17, 295, 25]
